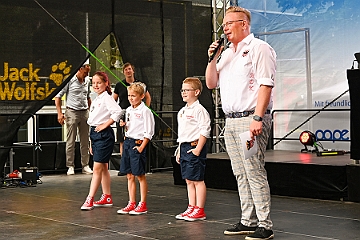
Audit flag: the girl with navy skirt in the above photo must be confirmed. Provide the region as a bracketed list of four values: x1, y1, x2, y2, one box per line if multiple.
[81, 71, 122, 210]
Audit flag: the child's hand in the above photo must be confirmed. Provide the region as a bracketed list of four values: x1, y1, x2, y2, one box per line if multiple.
[187, 148, 200, 156]
[89, 147, 93, 155]
[95, 124, 106, 132]
[176, 153, 180, 164]
[119, 119, 125, 127]
[133, 145, 143, 153]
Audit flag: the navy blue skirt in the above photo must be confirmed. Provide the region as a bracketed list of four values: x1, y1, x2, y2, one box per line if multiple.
[90, 126, 115, 163]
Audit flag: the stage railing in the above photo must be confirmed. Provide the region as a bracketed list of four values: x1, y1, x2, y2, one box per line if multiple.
[147, 110, 178, 172]
[271, 108, 350, 149]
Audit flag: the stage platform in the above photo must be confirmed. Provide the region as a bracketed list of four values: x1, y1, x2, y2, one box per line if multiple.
[1, 170, 360, 239]
[172, 150, 360, 202]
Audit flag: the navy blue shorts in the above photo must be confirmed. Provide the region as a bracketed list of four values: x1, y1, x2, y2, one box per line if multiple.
[180, 142, 207, 181]
[90, 127, 115, 163]
[120, 137, 147, 176]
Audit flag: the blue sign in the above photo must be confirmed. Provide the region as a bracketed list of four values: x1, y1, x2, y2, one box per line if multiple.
[315, 129, 349, 142]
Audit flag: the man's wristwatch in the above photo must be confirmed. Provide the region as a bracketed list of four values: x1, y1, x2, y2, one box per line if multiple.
[253, 115, 263, 122]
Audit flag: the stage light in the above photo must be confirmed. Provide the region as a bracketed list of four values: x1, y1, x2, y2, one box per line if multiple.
[299, 130, 318, 153]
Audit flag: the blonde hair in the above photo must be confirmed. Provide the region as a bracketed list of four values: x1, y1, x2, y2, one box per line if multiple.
[183, 77, 203, 94]
[128, 82, 146, 95]
[226, 6, 251, 24]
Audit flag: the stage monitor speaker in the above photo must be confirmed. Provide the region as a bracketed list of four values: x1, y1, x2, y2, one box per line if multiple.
[347, 69, 360, 160]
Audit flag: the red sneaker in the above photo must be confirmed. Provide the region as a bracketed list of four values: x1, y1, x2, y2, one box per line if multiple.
[117, 201, 136, 214]
[94, 194, 113, 207]
[175, 205, 195, 220]
[81, 196, 94, 211]
[129, 202, 148, 215]
[184, 206, 206, 221]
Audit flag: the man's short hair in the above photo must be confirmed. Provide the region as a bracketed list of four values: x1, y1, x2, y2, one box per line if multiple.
[226, 6, 251, 24]
[122, 62, 135, 72]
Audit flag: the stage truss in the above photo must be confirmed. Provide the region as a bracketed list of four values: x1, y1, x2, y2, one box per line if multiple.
[211, 0, 237, 153]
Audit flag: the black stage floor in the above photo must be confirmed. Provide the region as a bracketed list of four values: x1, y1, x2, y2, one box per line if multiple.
[1, 150, 360, 239]
[1, 170, 360, 240]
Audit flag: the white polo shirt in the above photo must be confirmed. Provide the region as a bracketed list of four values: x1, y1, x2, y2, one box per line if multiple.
[124, 102, 155, 140]
[177, 100, 211, 143]
[217, 33, 276, 114]
[87, 91, 122, 126]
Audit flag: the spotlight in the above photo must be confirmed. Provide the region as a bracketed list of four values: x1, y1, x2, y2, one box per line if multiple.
[299, 130, 318, 153]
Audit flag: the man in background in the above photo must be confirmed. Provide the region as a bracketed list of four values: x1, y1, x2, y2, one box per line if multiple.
[55, 64, 93, 176]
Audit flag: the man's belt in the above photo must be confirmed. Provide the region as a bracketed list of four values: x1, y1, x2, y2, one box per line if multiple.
[190, 140, 198, 146]
[66, 106, 87, 111]
[225, 109, 271, 119]
[125, 137, 143, 145]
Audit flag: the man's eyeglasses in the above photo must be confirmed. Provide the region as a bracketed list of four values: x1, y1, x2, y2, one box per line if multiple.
[180, 89, 195, 93]
[221, 19, 244, 29]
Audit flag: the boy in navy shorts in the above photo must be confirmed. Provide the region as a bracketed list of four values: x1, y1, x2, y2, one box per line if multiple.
[175, 77, 211, 221]
[117, 82, 155, 215]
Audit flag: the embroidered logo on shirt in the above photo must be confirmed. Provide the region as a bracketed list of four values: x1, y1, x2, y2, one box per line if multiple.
[242, 50, 249, 57]
[135, 113, 141, 119]
[249, 73, 255, 91]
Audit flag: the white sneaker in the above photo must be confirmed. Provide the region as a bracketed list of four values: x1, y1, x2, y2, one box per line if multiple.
[82, 165, 93, 174]
[67, 167, 75, 175]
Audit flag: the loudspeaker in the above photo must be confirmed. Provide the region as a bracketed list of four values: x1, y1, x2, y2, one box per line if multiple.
[12, 144, 34, 171]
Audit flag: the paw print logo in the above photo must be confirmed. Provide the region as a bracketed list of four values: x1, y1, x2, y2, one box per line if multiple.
[49, 60, 72, 86]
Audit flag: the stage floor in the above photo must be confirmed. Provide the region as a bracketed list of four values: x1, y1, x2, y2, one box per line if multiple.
[1, 170, 360, 239]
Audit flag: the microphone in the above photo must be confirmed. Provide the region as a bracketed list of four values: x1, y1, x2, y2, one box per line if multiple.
[208, 34, 226, 63]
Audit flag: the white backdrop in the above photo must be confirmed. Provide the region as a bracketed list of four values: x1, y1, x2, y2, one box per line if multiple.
[237, 0, 358, 151]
